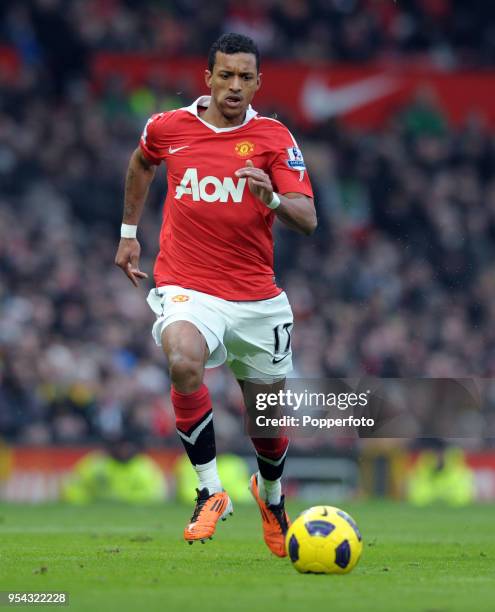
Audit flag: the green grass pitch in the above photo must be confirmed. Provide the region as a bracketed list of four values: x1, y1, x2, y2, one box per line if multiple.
[0, 500, 494, 612]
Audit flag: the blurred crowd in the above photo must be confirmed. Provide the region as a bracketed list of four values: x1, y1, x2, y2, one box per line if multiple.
[2, 2, 495, 449]
[2, 0, 495, 72]
[2, 59, 495, 448]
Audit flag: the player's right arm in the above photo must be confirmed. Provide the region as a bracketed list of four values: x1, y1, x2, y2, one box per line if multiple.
[114, 147, 156, 286]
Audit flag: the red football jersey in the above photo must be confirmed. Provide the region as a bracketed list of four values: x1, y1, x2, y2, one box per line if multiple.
[139, 96, 314, 301]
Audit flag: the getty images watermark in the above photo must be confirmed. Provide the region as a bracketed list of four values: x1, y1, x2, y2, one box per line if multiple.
[243, 378, 492, 438]
[254, 388, 375, 430]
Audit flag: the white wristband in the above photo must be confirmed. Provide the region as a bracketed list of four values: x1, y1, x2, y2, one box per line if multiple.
[121, 223, 137, 239]
[267, 192, 281, 210]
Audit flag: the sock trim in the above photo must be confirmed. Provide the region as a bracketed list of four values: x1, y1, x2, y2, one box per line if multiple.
[176, 409, 212, 438]
[176, 412, 213, 445]
[256, 445, 289, 467]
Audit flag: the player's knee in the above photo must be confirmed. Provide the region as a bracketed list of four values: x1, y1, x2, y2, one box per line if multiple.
[168, 355, 204, 392]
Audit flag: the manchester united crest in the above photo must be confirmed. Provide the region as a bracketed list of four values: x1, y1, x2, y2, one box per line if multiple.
[235, 141, 255, 157]
[171, 294, 190, 303]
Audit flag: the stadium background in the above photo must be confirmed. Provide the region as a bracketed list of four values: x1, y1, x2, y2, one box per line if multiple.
[1, 0, 495, 503]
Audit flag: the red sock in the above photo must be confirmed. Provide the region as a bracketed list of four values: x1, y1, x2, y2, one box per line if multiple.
[171, 384, 216, 465]
[171, 384, 212, 432]
[251, 436, 289, 460]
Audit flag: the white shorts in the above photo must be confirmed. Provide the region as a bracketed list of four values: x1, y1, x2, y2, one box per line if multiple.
[146, 285, 294, 380]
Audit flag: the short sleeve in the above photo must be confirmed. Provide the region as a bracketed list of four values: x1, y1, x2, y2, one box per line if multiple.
[269, 128, 313, 198]
[139, 112, 173, 165]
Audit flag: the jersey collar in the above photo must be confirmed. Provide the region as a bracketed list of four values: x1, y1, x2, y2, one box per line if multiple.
[184, 96, 258, 133]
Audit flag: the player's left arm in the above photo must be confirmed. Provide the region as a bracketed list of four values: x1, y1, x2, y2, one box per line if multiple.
[235, 160, 317, 235]
[273, 192, 316, 235]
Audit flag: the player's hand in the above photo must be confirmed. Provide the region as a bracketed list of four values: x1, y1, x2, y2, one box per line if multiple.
[235, 160, 274, 207]
[114, 238, 148, 287]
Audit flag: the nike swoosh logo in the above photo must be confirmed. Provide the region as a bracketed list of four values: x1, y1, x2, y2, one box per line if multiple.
[321, 507, 328, 516]
[272, 354, 290, 365]
[301, 74, 399, 122]
[168, 145, 189, 154]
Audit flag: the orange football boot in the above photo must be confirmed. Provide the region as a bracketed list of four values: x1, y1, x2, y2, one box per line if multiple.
[249, 473, 290, 557]
[184, 488, 233, 544]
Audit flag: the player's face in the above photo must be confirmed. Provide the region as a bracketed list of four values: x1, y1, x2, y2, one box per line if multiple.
[205, 52, 261, 122]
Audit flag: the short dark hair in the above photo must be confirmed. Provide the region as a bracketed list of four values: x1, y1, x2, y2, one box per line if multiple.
[208, 33, 260, 73]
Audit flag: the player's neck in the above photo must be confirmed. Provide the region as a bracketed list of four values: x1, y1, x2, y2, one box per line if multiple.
[200, 103, 246, 129]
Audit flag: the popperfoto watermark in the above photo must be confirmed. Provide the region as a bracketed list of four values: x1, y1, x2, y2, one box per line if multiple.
[255, 414, 375, 429]
[242, 378, 489, 439]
